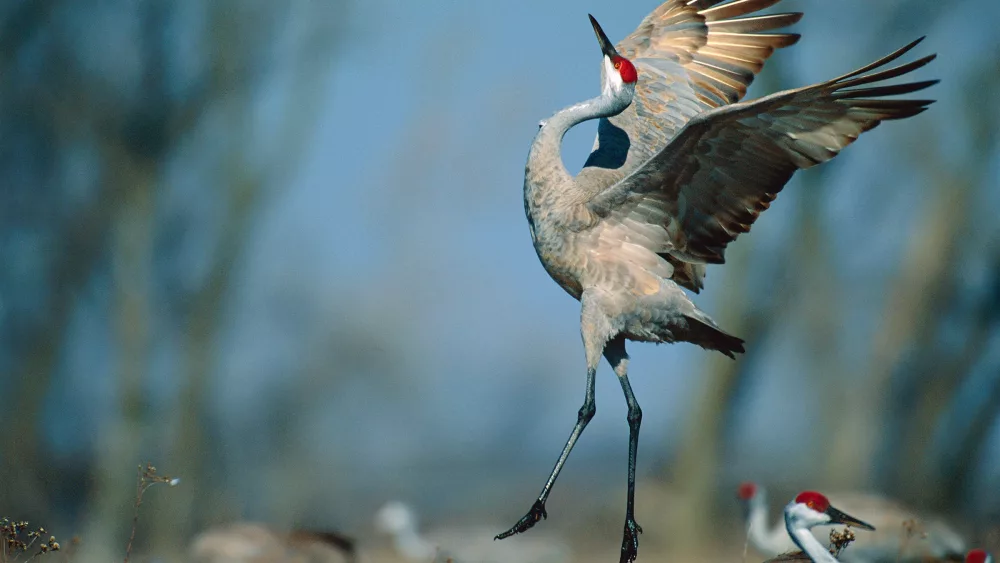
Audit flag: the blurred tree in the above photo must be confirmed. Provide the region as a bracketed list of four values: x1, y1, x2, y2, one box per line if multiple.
[876, 57, 1000, 512]
[0, 0, 349, 558]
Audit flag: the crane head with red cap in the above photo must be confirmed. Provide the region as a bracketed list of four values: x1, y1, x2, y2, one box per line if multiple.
[967, 550, 993, 563]
[736, 481, 765, 519]
[737, 481, 759, 502]
[538, 14, 637, 132]
[786, 491, 876, 531]
[588, 14, 638, 96]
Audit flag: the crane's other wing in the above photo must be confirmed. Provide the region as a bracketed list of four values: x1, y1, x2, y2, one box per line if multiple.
[585, 38, 937, 265]
[583, 0, 801, 174]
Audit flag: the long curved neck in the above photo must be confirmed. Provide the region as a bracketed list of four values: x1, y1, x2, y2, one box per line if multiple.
[748, 495, 796, 555]
[527, 91, 631, 193]
[786, 517, 838, 563]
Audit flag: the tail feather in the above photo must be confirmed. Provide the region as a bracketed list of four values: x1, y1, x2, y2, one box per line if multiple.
[684, 314, 745, 358]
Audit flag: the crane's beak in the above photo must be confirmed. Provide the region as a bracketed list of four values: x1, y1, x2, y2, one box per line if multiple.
[826, 506, 875, 531]
[588, 14, 619, 59]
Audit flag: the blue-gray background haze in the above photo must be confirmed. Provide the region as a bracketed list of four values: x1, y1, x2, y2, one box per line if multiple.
[1, 0, 998, 561]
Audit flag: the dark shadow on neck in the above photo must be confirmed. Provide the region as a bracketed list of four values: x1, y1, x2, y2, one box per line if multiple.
[582, 118, 630, 170]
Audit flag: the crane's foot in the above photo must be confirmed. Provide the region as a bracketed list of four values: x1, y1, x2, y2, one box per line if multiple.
[494, 500, 547, 540]
[619, 517, 642, 563]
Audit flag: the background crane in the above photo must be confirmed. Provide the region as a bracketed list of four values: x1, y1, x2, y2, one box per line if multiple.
[738, 481, 967, 563]
[762, 491, 875, 563]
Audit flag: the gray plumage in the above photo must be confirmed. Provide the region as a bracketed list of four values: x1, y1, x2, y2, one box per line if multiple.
[502, 2, 937, 561]
[526, 4, 936, 362]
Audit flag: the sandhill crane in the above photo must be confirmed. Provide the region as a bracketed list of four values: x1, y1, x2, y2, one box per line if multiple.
[737, 482, 967, 563]
[761, 491, 876, 563]
[494, 1, 937, 561]
[375, 501, 570, 563]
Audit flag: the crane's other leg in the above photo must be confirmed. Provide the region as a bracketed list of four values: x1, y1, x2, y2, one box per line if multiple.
[494, 359, 596, 540]
[495, 292, 609, 541]
[605, 336, 642, 563]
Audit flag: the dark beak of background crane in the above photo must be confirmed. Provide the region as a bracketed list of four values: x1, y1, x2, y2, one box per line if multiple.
[826, 506, 876, 531]
[588, 14, 619, 59]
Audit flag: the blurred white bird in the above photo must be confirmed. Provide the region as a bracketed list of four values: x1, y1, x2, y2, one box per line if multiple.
[189, 522, 354, 563]
[374, 500, 569, 563]
[738, 482, 966, 563]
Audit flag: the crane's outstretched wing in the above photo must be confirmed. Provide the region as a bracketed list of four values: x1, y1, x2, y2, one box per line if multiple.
[583, 0, 801, 173]
[580, 0, 801, 290]
[585, 38, 937, 265]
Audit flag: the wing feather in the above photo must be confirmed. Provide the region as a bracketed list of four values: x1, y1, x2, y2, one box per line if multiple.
[579, 0, 800, 290]
[705, 13, 803, 33]
[699, 0, 787, 20]
[585, 38, 937, 265]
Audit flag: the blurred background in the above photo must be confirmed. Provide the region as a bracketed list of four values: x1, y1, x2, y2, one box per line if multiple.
[1, 0, 999, 561]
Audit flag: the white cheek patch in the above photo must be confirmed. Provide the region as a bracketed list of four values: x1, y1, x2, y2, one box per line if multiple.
[609, 70, 624, 89]
[602, 56, 624, 94]
[786, 503, 829, 528]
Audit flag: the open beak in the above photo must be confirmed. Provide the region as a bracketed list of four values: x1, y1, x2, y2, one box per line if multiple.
[588, 14, 619, 59]
[826, 506, 875, 531]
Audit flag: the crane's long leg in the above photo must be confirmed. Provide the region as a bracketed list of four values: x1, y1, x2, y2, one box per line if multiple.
[606, 337, 642, 563]
[494, 364, 596, 540]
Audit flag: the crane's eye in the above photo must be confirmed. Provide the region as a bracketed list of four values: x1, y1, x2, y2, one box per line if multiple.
[613, 61, 621, 70]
